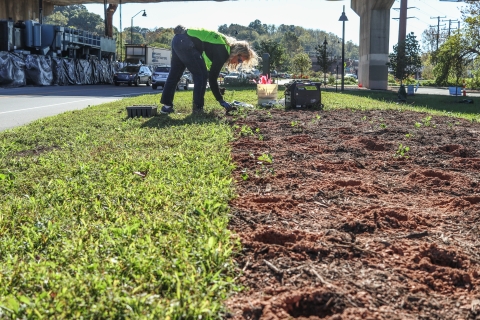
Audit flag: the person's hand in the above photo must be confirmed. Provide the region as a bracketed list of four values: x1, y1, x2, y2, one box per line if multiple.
[219, 100, 232, 109]
[220, 100, 237, 115]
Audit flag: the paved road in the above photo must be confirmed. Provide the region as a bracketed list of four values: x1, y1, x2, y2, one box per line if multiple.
[0, 84, 164, 132]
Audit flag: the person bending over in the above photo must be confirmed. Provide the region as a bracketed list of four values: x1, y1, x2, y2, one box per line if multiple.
[160, 25, 258, 115]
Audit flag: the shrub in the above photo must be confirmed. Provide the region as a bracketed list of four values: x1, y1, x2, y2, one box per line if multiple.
[388, 74, 396, 84]
[419, 79, 437, 87]
[343, 76, 358, 85]
[466, 77, 480, 90]
[328, 74, 335, 85]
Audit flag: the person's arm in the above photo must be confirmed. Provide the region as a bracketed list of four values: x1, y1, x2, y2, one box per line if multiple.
[208, 61, 224, 101]
[205, 43, 230, 102]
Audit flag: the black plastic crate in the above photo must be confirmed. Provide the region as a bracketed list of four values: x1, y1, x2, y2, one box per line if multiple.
[284, 81, 323, 109]
[126, 105, 157, 118]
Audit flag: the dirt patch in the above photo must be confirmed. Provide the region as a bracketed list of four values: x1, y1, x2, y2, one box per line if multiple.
[14, 145, 60, 157]
[225, 108, 480, 319]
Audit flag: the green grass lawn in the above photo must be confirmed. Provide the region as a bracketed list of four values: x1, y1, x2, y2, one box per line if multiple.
[327, 87, 480, 117]
[1, 87, 479, 318]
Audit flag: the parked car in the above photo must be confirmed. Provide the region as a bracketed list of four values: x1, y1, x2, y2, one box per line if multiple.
[224, 72, 247, 84]
[152, 66, 188, 90]
[345, 73, 358, 79]
[182, 71, 193, 83]
[114, 65, 152, 86]
[244, 69, 260, 80]
[277, 72, 291, 79]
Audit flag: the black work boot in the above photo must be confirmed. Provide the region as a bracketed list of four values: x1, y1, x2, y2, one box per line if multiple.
[192, 103, 204, 114]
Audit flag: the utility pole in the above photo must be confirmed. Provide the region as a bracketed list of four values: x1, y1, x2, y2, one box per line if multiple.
[430, 16, 446, 51]
[119, 0, 122, 61]
[104, 0, 108, 37]
[442, 19, 458, 37]
[392, 0, 416, 44]
[399, 0, 407, 43]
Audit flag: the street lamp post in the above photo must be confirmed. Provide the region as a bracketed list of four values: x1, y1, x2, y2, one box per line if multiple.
[339, 5, 348, 92]
[336, 64, 339, 93]
[323, 37, 328, 87]
[131, 10, 146, 45]
[119, 0, 122, 61]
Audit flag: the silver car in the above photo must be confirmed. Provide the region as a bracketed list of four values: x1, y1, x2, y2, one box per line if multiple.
[114, 65, 152, 87]
[152, 66, 188, 90]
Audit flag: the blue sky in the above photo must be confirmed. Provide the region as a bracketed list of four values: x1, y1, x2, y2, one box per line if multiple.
[85, 0, 467, 51]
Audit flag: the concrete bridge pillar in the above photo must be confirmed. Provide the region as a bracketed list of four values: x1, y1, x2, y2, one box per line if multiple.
[352, 0, 395, 90]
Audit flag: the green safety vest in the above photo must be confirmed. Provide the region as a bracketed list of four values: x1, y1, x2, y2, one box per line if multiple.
[187, 28, 230, 70]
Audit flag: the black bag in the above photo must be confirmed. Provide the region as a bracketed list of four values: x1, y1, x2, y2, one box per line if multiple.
[284, 81, 323, 109]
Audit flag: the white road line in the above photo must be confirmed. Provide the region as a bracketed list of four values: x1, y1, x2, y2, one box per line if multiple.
[0, 92, 155, 115]
[113, 92, 158, 97]
[0, 98, 102, 114]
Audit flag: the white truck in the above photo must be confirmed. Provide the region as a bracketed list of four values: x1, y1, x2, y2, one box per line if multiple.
[124, 45, 171, 66]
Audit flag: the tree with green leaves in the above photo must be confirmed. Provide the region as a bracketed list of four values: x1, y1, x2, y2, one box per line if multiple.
[420, 53, 435, 80]
[282, 31, 302, 57]
[291, 52, 312, 77]
[253, 39, 287, 72]
[315, 40, 333, 84]
[388, 32, 422, 85]
[146, 28, 174, 48]
[248, 19, 268, 35]
[218, 24, 250, 38]
[387, 32, 421, 100]
[433, 34, 466, 86]
[43, 11, 68, 26]
[236, 29, 260, 42]
[48, 5, 104, 34]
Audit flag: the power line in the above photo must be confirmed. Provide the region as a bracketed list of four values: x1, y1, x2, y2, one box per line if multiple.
[420, 0, 453, 17]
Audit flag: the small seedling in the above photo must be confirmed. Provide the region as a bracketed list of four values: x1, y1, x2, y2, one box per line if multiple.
[394, 144, 410, 158]
[240, 169, 249, 181]
[405, 133, 414, 138]
[291, 121, 298, 127]
[414, 122, 422, 128]
[380, 123, 387, 129]
[310, 114, 322, 124]
[240, 125, 253, 136]
[422, 116, 432, 127]
[361, 116, 367, 121]
[258, 153, 273, 164]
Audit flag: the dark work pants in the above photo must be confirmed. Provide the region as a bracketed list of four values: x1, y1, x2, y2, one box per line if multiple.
[160, 34, 208, 109]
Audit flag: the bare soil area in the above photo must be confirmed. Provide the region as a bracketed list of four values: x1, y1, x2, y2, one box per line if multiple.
[224, 107, 480, 319]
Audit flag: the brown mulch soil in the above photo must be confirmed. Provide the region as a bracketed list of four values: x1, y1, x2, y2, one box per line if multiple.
[224, 107, 480, 319]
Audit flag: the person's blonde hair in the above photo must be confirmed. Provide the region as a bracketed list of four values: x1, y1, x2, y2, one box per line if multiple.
[224, 37, 259, 72]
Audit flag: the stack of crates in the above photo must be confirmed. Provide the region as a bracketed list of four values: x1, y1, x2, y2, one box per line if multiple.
[126, 105, 158, 118]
